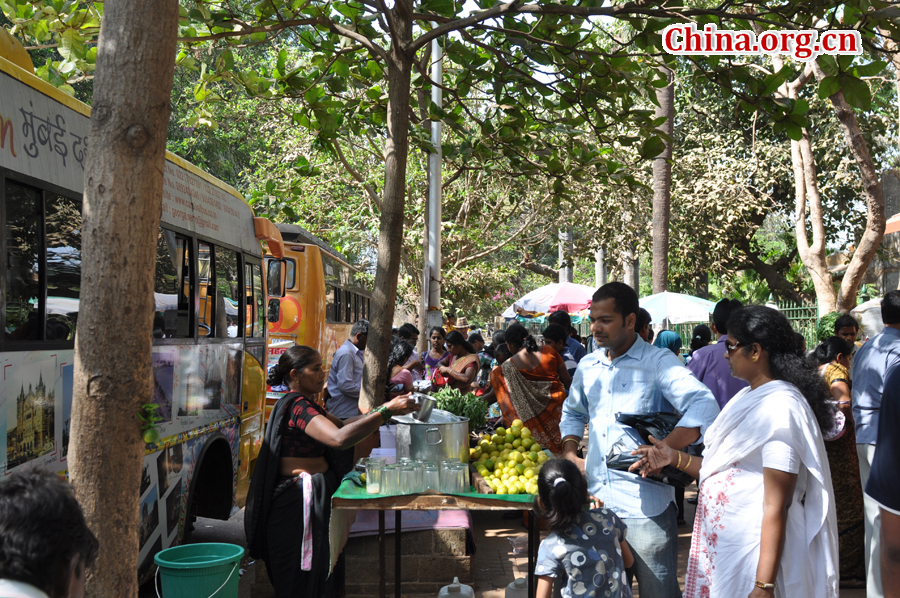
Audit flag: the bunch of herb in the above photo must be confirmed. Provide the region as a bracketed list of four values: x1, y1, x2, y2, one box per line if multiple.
[433, 387, 487, 430]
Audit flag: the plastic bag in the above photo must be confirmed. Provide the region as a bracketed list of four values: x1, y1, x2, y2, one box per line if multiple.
[605, 412, 695, 489]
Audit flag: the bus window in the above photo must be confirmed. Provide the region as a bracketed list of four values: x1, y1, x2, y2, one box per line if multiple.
[154, 229, 191, 338]
[345, 290, 351, 323]
[198, 242, 213, 336]
[284, 259, 296, 291]
[334, 286, 342, 323]
[251, 263, 265, 337]
[5, 181, 41, 341]
[45, 194, 82, 341]
[215, 247, 240, 338]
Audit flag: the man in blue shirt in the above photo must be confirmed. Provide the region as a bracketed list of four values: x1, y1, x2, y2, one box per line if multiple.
[852, 290, 900, 598]
[686, 298, 749, 409]
[549, 310, 587, 363]
[326, 319, 369, 473]
[865, 362, 900, 598]
[560, 282, 719, 598]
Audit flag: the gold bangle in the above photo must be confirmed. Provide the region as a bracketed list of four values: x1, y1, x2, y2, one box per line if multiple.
[676, 452, 683, 469]
[754, 580, 776, 590]
[561, 435, 581, 448]
[685, 454, 692, 470]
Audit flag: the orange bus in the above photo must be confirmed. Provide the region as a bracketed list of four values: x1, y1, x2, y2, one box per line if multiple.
[264, 224, 372, 413]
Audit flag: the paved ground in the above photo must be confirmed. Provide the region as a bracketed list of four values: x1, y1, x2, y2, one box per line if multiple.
[143, 494, 867, 598]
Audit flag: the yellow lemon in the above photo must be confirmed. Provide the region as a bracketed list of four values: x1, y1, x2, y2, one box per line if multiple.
[522, 459, 535, 469]
[512, 439, 522, 448]
[520, 428, 532, 439]
[521, 438, 534, 449]
[531, 443, 543, 453]
[484, 459, 495, 471]
[524, 468, 535, 479]
[512, 419, 524, 428]
[496, 486, 507, 494]
[514, 452, 525, 463]
[515, 463, 526, 475]
[510, 426, 522, 438]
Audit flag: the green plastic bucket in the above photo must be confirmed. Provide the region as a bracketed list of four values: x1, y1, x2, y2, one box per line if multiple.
[154, 543, 244, 598]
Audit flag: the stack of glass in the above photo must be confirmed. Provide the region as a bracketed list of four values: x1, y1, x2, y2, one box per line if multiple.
[424, 464, 440, 491]
[399, 465, 417, 494]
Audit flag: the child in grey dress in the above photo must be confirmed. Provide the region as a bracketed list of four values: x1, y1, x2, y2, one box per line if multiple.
[533, 459, 634, 598]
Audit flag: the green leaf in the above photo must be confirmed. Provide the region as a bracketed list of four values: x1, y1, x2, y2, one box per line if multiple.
[791, 98, 809, 115]
[840, 75, 871, 110]
[638, 136, 666, 160]
[276, 49, 287, 76]
[366, 60, 383, 80]
[853, 60, 887, 78]
[333, 58, 350, 78]
[58, 28, 85, 61]
[817, 76, 840, 99]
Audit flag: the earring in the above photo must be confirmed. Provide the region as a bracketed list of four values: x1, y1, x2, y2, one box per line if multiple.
[752, 356, 758, 362]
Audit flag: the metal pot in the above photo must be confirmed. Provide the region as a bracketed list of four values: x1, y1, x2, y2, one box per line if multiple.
[394, 409, 469, 464]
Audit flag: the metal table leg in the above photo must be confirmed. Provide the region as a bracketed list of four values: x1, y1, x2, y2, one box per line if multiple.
[395, 511, 402, 598]
[379, 510, 386, 598]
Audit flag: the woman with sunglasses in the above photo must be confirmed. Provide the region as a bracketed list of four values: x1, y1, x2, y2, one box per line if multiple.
[630, 306, 838, 598]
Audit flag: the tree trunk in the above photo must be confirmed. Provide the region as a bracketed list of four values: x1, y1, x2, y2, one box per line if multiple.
[652, 65, 674, 295]
[811, 61, 886, 312]
[623, 243, 639, 292]
[69, 1, 179, 596]
[558, 226, 573, 283]
[595, 248, 607, 288]
[359, 4, 413, 413]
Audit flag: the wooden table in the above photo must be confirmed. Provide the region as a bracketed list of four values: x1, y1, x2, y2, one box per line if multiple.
[332, 491, 539, 598]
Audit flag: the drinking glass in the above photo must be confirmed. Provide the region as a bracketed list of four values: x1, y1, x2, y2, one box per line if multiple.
[424, 465, 440, 491]
[413, 461, 426, 493]
[366, 460, 384, 495]
[440, 465, 456, 494]
[382, 465, 399, 496]
[400, 466, 417, 495]
[452, 463, 469, 493]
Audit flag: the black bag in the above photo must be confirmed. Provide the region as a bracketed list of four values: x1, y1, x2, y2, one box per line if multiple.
[604, 412, 695, 488]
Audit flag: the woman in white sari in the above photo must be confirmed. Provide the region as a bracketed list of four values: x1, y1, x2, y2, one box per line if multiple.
[630, 306, 839, 598]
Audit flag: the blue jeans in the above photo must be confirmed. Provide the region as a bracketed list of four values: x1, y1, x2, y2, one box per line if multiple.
[622, 502, 682, 598]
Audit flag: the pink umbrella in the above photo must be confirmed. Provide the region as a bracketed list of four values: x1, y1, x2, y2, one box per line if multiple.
[502, 282, 596, 318]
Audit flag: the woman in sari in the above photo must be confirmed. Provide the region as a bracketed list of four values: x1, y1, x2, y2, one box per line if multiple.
[630, 306, 838, 598]
[437, 330, 480, 392]
[245, 346, 416, 597]
[388, 336, 415, 399]
[421, 326, 449, 382]
[810, 336, 865, 588]
[489, 323, 572, 455]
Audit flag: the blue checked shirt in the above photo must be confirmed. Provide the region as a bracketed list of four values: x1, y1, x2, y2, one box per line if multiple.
[560, 335, 720, 519]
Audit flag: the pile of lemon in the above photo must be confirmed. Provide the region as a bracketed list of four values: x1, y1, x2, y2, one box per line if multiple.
[469, 419, 550, 495]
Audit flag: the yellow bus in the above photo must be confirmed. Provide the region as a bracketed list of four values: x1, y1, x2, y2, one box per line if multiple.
[0, 38, 283, 581]
[264, 224, 372, 413]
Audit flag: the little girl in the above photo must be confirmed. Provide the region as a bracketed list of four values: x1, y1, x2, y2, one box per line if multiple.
[533, 459, 634, 598]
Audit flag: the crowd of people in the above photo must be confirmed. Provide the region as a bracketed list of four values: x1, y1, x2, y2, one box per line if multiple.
[3, 287, 900, 598]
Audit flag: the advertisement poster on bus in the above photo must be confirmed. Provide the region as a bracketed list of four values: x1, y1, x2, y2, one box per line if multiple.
[266, 340, 294, 401]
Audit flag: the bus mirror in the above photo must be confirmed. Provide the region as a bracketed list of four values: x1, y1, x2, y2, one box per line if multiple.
[266, 259, 286, 297]
[267, 298, 281, 323]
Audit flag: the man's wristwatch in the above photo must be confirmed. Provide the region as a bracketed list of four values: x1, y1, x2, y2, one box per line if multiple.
[754, 580, 776, 591]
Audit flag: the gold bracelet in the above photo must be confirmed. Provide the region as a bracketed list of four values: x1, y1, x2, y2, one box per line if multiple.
[754, 580, 776, 590]
[685, 454, 692, 470]
[561, 435, 582, 448]
[676, 452, 683, 469]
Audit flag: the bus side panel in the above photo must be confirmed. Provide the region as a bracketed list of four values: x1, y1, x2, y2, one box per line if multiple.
[237, 348, 264, 505]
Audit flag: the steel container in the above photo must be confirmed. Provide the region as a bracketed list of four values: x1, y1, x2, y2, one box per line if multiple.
[394, 409, 469, 465]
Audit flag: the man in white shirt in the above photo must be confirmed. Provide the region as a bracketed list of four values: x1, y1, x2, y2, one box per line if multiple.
[0, 469, 98, 598]
[327, 319, 369, 472]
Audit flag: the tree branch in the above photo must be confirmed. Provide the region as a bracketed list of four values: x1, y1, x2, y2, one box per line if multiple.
[330, 140, 384, 211]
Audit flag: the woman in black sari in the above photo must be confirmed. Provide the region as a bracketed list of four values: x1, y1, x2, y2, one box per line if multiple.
[245, 345, 416, 597]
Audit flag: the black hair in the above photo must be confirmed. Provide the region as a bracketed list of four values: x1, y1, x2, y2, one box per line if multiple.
[492, 330, 506, 346]
[429, 326, 446, 339]
[713, 299, 743, 335]
[267, 345, 320, 386]
[387, 336, 414, 370]
[592, 282, 639, 320]
[398, 323, 420, 340]
[351, 319, 370, 337]
[468, 332, 485, 345]
[504, 323, 539, 353]
[445, 330, 476, 354]
[0, 469, 99, 598]
[647, 329, 655, 343]
[533, 459, 589, 533]
[882, 290, 900, 325]
[810, 336, 854, 367]
[833, 314, 859, 334]
[445, 312, 456, 320]
[541, 324, 569, 345]
[690, 324, 712, 353]
[727, 306, 834, 432]
[392, 327, 399, 336]
[635, 308, 652, 332]
[794, 331, 807, 356]
[495, 343, 513, 363]
[548, 310, 572, 329]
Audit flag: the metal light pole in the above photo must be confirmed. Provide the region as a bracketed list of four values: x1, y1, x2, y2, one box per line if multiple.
[424, 33, 443, 333]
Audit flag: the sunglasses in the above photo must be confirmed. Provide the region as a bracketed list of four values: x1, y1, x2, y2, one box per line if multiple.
[724, 340, 743, 355]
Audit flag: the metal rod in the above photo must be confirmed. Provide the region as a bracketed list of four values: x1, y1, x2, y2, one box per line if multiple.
[395, 511, 402, 598]
[527, 509, 535, 598]
[379, 510, 385, 598]
[424, 30, 443, 332]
